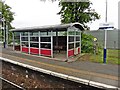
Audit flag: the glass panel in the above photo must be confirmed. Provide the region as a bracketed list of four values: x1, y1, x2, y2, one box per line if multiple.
[76, 31, 80, 35]
[30, 43, 39, 48]
[41, 43, 51, 49]
[21, 37, 28, 41]
[76, 37, 80, 41]
[30, 37, 39, 42]
[68, 31, 75, 35]
[40, 31, 51, 36]
[68, 43, 74, 49]
[30, 32, 38, 36]
[76, 42, 80, 48]
[15, 32, 20, 37]
[14, 32, 20, 44]
[53, 32, 56, 36]
[69, 36, 74, 42]
[58, 31, 67, 36]
[22, 42, 29, 47]
[21, 32, 28, 36]
[41, 37, 51, 42]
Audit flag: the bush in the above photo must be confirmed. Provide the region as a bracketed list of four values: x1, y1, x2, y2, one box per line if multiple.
[81, 33, 94, 53]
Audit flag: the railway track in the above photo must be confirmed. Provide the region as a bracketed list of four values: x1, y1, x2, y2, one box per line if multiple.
[1, 59, 105, 89]
[0, 77, 25, 90]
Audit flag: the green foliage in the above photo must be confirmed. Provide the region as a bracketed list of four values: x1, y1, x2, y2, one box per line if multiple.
[0, 1, 14, 43]
[1, 1, 14, 29]
[90, 49, 120, 65]
[81, 33, 94, 53]
[0, 2, 2, 12]
[58, 1, 100, 29]
[58, 1, 101, 53]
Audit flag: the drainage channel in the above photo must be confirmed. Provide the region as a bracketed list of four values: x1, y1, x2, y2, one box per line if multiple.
[1, 60, 105, 89]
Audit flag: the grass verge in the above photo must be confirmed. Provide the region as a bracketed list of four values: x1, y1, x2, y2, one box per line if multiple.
[90, 49, 119, 65]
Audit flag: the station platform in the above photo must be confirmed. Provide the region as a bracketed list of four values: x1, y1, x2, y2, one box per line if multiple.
[0, 47, 119, 89]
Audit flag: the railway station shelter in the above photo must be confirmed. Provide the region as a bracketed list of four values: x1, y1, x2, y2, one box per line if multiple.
[11, 23, 84, 60]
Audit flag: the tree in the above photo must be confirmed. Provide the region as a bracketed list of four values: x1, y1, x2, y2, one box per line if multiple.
[58, 1, 101, 53]
[58, 1, 100, 29]
[0, 1, 14, 43]
[1, 1, 14, 29]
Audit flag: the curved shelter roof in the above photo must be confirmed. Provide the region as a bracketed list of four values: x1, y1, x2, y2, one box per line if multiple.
[11, 23, 84, 32]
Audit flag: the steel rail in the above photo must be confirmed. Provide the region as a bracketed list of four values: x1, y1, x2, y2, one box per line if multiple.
[0, 77, 26, 90]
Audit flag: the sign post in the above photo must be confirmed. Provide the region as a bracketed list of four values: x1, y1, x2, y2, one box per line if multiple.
[103, 30, 107, 63]
[99, 23, 114, 64]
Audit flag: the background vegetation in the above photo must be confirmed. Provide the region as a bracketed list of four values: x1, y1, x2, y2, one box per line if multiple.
[0, 1, 14, 43]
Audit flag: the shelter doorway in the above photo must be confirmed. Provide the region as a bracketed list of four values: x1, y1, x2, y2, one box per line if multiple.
[53, 31, 67, 60]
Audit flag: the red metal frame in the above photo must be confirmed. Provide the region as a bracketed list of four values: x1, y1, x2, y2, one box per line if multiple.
[22, 47, 29, 53]
[40, 49, 51, 56]
[30, 48, 39, 54]
[78, 47, 80, 54]
[68, 49, 74, 57]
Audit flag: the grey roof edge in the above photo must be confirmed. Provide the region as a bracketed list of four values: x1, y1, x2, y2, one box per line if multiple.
[10, 22, 84, 32]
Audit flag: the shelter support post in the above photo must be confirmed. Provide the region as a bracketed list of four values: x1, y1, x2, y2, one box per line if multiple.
[28, 32, 30, 54]
[12, 32, 15, 50]
[51, 31, 53, 58]
[39, 31, 41, 56]
[66, 30, 68, 60]
[20, 32, 22, 52]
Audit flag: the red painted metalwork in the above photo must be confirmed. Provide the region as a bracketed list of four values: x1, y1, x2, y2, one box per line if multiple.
[78, 47, 80, 54]
[41, 49, 51, 56]
[30, 48, 39, 54]
[22, 47, 29, 53]
[68, 49, 74, 57]
[15, 45, 20, 51]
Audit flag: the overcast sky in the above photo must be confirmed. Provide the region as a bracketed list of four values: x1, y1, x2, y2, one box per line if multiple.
[5, 0, 120, 30]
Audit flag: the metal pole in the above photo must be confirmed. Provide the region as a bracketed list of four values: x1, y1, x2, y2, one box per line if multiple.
[66, 30, 69, 60]
[28, 32, 30, 54]
[4, 20, 6, 48]
[105, 0, 107, 23]
[80, 31, 81, 54]
[20, 32, 22, 52]
[6, 23, 8, 48]
[51, 31, 53, 58]
[2, 19, 4, 42]
[103, 0, 108, 64]
[74, 28, 76, 55]
[39, 31, 41, 55]
[12, 32, 15, 50]
[103, 30, 107, 63]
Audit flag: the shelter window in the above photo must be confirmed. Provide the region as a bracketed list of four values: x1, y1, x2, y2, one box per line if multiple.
[30, 43, 39, 48]
[30, 32, 38, 36]
[40, 31, 51, 36]
[69, 43, 74, 49]
[41, 43, 51, 49]
[76, 43, 80, 48]
[69, 37, 74, 42]
[76, 37, 80, 41]
[58, 31, 67, 36]
[68, 31, 75, 35]
[41, 37, 51, 42]
[53, 32, 56, 36]
[22, 37, 28, 41]
[30, 37, 39, 42]
[21, 32, 28, 36]
[76, 31, 80, 35]
[22, 42, 28, 47]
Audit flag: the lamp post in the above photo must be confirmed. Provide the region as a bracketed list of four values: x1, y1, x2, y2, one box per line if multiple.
[4, 20, 7, 48]
[1, 14, 7, 48]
